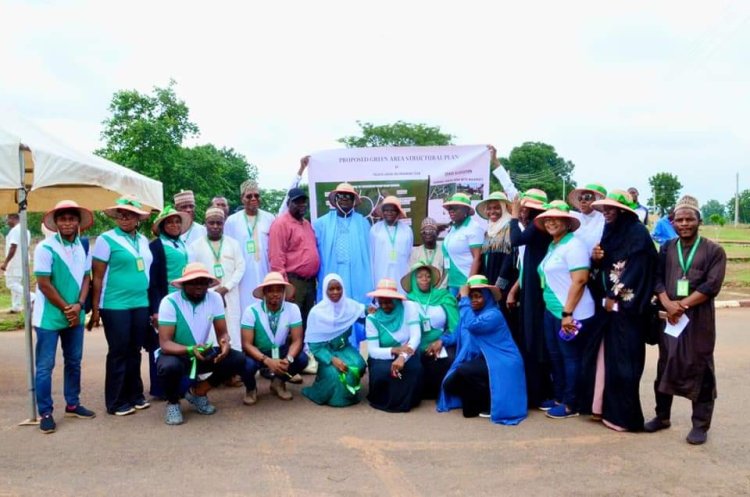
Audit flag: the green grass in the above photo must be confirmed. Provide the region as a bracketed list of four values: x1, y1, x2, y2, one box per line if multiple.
[0, 287, 26, 331]
[701, 224, 750, 242]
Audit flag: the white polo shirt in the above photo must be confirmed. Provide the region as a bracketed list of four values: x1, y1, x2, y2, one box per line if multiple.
[538, 233, 594, 320]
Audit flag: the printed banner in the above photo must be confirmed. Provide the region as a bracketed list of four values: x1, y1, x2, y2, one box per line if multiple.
[308, 145, 491, 243]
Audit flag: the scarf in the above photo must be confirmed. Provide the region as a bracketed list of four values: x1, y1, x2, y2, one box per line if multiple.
[305, 274, 365, 343]
[368, 299, 405, 338]
[406, 273, 459, 333]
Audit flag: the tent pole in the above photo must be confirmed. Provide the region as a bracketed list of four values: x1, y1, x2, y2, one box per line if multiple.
[18, 148, 37, 424]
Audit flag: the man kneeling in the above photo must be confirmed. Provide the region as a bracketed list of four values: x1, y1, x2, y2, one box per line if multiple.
[157, 263, 245, 425]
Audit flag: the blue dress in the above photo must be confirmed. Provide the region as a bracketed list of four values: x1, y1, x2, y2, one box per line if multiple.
[437, 290, 528, 425]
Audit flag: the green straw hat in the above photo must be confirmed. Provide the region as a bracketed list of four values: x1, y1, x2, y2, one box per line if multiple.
[533, 200, 581, 232]
[442, 192, 475, 216]
[151, 205, 191, 236]
[465, 274, 501, 301]
[400, 261, 442, 293]
[567, 183, 607, 211]
[476, 192, 511, 220]
[591, 189, 638, 216]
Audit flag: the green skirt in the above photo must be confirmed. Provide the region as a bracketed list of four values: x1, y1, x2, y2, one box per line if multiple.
[302, 332, 367, 407]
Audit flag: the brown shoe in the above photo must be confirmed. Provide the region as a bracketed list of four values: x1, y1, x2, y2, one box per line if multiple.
[288, 374, 303, 385]
[270, 378, 293, 401]
[225, 375, 244, 388]
[243, 389, 258, 406]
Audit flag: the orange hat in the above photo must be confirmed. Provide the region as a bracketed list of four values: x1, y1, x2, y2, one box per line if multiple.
[367, 278, 406, 300]
[171, 263, 221, 289]
[42, 200, 94, 232]
[252, 271, 296, 300]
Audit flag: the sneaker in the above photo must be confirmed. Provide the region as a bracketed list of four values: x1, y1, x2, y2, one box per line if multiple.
[164, 403, 184, 425]
[64, 405, 96, 419]
[479, 412, 491, 418]
[686, 428, 707, 445]
[537, 399, 558, 411]
[243, 389, 258, 406]
[39, 413, 56, 434]
[546, 404, 579, 419]
[134, 399, 151, 410]
[302, 355, 318, 375]
[643, 417, 671, 433]
[185, 390, 217, 415]
[288, 374, 303, 385]
[270, 378, 293, 401]
[113, 405, 136, 416]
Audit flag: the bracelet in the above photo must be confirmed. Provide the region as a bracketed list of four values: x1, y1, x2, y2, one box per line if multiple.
[186, 345, 194, 357]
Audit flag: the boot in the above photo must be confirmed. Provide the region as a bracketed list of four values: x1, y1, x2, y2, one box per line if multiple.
[270, 378, 293, 400]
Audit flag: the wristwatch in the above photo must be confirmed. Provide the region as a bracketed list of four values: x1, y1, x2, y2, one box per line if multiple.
[286, 354, 295, 364]
[561, 311, 573, 318]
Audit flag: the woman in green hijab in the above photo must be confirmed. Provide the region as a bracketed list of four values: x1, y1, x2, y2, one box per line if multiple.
[402, 262, 459, 399]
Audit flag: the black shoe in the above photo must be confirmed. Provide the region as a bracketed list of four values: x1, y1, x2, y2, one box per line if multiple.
[39, 414, 56, 434]
[134, 399, 151, 410]
[64, 405, 96, 419]
[259, 367, 274, 380]
[686, 428, 707, 445]
[643, 417, 671, 433]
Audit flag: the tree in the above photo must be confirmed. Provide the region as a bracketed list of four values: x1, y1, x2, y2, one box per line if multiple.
[726, 189, 750, 224]
[701, 199, 726, 223]
[499, 142, 575, 201]
[97, 81, 257, 223]
[647, 172, 682, 215]
[338, 121, 454, 148]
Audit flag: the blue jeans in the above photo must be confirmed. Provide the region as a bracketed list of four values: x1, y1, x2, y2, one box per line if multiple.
[242, 345, 308, 391]
[543, 310, 585, 411]
[35, 325, 84, 415]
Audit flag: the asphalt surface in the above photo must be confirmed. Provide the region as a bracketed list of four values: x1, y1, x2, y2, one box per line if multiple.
[1, 308, 749, 496]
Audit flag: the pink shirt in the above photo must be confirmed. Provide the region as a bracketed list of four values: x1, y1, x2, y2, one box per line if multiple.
[268, 212, 320, 279]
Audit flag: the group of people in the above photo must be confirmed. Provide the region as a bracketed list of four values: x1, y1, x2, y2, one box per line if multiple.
[27, 155, 726, 446]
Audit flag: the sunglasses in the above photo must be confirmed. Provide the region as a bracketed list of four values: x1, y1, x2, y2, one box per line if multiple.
[336, 193, 355, 201]
[116, 211, 139, 220]
[244, 193, 261, 199]
[578, 193, 596, 202]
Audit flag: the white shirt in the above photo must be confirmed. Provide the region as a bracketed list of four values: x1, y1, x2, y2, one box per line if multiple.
[572, 210, 605, 255]
[4, 225, 31, 276]
[370, 220, 413, 293]
[539, 234, 595, 320]
[365, 301, 421, 360]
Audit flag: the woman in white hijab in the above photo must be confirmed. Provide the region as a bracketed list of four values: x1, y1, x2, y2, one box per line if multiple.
[302, 274, 367, 407]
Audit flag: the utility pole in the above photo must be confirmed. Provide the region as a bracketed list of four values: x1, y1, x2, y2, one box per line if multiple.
[735, 172, 740, 227]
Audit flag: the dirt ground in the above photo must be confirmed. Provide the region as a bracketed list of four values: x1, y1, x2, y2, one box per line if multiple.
[1, 309, 749, 497]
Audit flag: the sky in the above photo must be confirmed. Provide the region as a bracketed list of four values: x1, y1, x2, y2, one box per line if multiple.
[2, 0, 748, 207]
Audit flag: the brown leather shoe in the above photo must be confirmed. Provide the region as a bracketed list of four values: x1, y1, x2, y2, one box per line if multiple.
[270, 378, 293, 401]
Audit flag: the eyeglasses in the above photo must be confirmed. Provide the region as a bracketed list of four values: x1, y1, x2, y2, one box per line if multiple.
[116, 211, 139, 220]
[244, 193, 260, 199]
[578, 193, 595, 202]
[335, 193, 355, 201]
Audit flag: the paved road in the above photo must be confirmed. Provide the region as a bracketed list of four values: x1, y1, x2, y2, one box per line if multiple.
[1, 309, 749, 496]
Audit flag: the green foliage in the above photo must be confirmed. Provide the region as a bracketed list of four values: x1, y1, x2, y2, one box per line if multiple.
[726, 189, 750, 224]
[338, 121, 454, 148]
[96, 80, 257, 225]
[702, 199, 726, 223]
[499, 142, 575, 201]
[260, 189, 289, 216]
[647, 172, 683, 215]
[708, 214, 726, 227]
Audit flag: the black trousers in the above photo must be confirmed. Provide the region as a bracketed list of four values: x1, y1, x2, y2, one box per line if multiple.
[443, 355, 491, 418]
[654, 365, 716, 432]
[101, 307, 149, 413]
[288, 274, 316, 329]
[157, 349, 246, 404]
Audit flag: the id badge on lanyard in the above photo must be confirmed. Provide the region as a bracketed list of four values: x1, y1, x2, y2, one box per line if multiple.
[246, 240, 256, 254]
[421, 316, 431, 332]
[676, 278, 689, 297]
[135, 257, 145, 272]
[213, 264, 224, 278]
[389, 249, 397, 262]
[271, 345, 280, 360]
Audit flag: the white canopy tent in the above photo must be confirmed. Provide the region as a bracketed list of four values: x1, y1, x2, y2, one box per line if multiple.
[0, 110, 163, 422]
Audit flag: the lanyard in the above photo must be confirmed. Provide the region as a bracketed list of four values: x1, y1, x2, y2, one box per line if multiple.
[385, 222, 398, 247]
[677, 237, 701, 276]
[262, 301, 282, 338]
[160, 235, 186, 253]
[245, 214, 259, 239]
[121, 230, 141, 255]
[207, 237, 224, 262]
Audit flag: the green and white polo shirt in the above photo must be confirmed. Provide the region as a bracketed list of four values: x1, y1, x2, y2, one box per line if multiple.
[159, 235, 188, 293]
[92, 228, 153, 310]
[240, 301, 302, 352]
[537, 233, 595, 320]
[442, 216, 485, 287]
[158, 291, 225, 347]
[33, 235, 91, 330]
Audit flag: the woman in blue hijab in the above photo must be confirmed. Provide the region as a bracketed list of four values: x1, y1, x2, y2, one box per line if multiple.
[438, 275, 527, 425]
